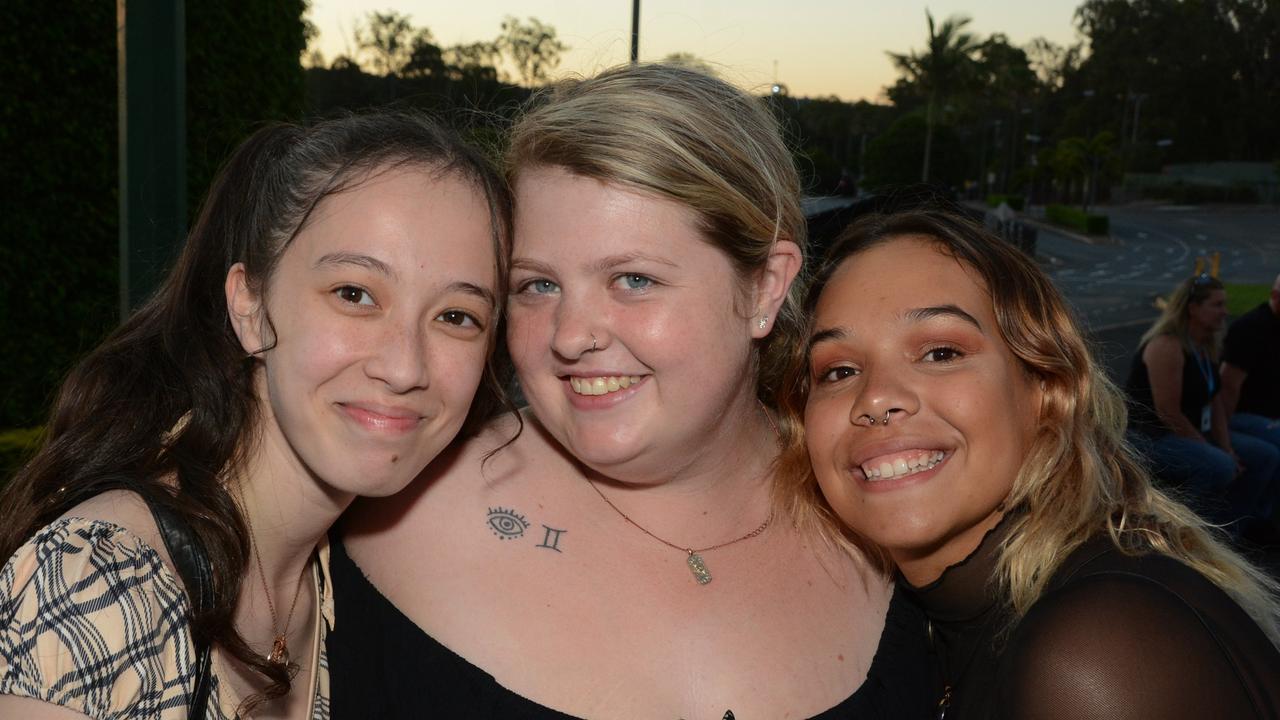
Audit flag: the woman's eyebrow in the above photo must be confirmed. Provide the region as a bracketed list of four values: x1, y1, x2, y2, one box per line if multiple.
[450, 281, 496, 307]
[807, 326, 847, 353]
[314, 251, 396, 279]
[904, 304, 983, 331]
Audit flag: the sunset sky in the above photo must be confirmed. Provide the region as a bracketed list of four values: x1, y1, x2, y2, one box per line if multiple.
[308, 1, 1085, 102]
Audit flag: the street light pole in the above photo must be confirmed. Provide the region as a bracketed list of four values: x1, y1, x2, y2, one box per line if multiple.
[630, 0, 640, 64]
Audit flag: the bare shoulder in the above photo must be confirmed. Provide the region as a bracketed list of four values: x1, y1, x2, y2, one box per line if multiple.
[1144, 333, 1183, 360]
[57, 489, 172, 569]
[341, 410, 567, 557]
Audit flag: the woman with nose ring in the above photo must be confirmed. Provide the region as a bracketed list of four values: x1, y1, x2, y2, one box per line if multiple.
[780, 208, 1280, 719]
[326, 63, 932, 719]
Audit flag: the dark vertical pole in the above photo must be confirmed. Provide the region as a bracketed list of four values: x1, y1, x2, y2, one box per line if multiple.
[630, 0, 640, 64]
[118, 0, 186, 318]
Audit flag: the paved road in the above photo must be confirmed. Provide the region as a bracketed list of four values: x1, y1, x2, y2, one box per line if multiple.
[1034, 204, 1280, 381]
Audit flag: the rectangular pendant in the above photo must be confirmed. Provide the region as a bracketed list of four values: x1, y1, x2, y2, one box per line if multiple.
[687, 552, 712, 585]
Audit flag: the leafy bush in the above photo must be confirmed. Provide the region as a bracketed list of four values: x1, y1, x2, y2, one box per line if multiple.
[1046, 204, 1109, 235]
[986, 194, 1025, 211]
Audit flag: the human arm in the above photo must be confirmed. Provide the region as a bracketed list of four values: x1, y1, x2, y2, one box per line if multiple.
[995, 573, 1270, 720]
[1219, 362, 1248, 420]
[1211, 393, 1234, 450]
[0, 518, 197, 720]
[1143, 336, 1203, 440]
[0, 696, 92, 719]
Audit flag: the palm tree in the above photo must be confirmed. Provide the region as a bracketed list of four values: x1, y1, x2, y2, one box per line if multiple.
[888, 10, 981, 183]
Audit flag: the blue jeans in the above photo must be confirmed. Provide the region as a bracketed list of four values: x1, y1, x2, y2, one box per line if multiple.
[1134, 430, 1280, 528]
[1229, 413, 1280, 517]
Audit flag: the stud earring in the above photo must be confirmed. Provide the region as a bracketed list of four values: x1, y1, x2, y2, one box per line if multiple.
[758, 314, 769, 330]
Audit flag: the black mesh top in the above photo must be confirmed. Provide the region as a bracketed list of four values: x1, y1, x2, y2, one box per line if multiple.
[325, 532, 936, 719]
[904, 516, 1280, 720]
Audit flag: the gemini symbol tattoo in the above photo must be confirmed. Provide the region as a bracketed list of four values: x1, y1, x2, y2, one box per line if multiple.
[536, 525, 566, 552]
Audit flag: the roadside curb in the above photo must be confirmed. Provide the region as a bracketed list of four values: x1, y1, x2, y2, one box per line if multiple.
[1020, 216, 1116, 246]
[1089, 316, 1158, 334]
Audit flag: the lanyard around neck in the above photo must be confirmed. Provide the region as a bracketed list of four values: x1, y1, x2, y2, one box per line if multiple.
[1193, 346, 1216, 396]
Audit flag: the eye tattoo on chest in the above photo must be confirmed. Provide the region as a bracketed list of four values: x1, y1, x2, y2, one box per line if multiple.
[486, 507, 567, 553]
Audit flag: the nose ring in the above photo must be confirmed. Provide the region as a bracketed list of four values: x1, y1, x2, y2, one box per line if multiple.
[590, 333, 598, 352]
[856, 411, 893, 427]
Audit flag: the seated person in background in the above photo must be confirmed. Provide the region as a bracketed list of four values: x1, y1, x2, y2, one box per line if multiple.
[1222, 272, 1280, 521]
[1124, 273, 1280, 532]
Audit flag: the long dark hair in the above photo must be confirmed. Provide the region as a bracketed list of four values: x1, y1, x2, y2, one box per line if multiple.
[0, 111, 512, 705]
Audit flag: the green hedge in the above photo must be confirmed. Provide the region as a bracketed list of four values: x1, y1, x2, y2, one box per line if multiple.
[986, 194, 1025, 211]
[1046, 204, 1110, 235]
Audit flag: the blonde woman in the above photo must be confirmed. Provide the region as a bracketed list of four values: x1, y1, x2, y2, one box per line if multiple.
[1126, 274, 1280, 532]
[327, 64, 931, 719]
[782, 208, 1280, 719]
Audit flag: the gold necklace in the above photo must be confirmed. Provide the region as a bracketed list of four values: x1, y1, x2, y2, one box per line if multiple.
[584, 404, 780, 586]
[585, 480, 773, 585]
[238, 487, 309, 666]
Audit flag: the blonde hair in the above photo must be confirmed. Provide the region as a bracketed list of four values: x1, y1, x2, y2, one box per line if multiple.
[777, 208, 1280, 646]
[505, 62, 807, 406]
[1140, 273, 1226, 358]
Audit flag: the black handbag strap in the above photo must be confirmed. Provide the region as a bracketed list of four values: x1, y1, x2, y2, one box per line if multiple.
[145, 497, 214, 720]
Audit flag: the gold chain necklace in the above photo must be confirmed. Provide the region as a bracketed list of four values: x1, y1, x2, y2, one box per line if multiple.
[237, 486, 309, 666]
[585, 480, 773, 585]
[584, 404, 780, 586]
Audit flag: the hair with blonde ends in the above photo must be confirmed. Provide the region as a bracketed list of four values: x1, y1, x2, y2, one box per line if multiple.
[777, 208, 1280, 646]
[505, 62, 808, 408]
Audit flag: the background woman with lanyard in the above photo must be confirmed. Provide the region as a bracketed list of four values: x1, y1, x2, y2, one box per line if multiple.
[1126, 273, 1280, 536]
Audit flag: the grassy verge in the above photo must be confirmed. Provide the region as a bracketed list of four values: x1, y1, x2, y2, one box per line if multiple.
[1226, 283, 1269, 316]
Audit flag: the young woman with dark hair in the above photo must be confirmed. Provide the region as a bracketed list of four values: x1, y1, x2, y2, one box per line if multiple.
[0, 111, 511, 719]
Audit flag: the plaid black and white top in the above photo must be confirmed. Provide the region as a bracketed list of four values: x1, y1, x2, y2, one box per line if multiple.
[0, 517, 333, 719]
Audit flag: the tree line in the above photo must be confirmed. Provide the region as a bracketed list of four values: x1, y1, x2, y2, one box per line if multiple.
[793, 0, 1279, 203]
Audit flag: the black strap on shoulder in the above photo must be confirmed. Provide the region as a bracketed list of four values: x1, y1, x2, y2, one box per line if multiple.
[145, 496, 214, 720]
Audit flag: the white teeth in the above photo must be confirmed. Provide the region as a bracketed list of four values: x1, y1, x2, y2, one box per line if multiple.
[569, 375, 644, 396]
[861, 450, 945, 481]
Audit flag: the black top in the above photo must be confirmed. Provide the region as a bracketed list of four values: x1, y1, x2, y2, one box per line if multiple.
[1224, 302, 1280, 419]
[903, 515, 1280, 720]
[326, 532, 935, 719]
[1125, 340, 1219, 437]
